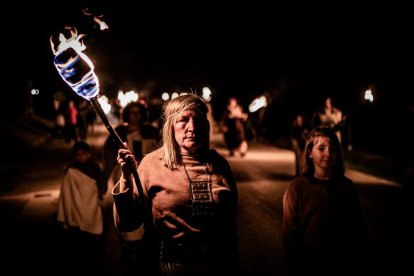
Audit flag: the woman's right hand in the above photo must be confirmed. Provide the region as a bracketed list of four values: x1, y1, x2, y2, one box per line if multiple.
[117, 143, 137, 180]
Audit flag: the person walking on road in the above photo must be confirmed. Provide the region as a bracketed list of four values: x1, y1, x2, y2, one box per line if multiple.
[112, 94, 240, 275]
[290, 113, 309, 176]
[103, 101, 159, 186]
[312, 97, 343, 143]
[56, 141, 106, 274]
[282, 126, 369, 276]
[103, 101, 160, 276]
[221, 97, 248, 157]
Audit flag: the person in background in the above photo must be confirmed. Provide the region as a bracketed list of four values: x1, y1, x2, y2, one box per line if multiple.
[77, 98, 96, 140]
[113, 94, 240, 275]
[312, 97, 343, 143]
[290, 114, 309, 176]
[103, 101, 159, 186]
[63, 99, 79, 143]
[52, 90, 66, 139]
[56, 141, 106, 274]
[221, 97, 248, 157]
[282, 126, 369, 276]
[103, 101, 159, 276]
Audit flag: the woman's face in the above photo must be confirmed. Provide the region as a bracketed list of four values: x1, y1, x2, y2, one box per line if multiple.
[174, 109, 209, 154]
[309, 136, 337, 171]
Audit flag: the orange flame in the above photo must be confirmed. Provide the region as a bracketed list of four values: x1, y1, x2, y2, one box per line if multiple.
[50, 26, 99, 99]
[50, 26, 86, 56]
[83, 8, 109, 31]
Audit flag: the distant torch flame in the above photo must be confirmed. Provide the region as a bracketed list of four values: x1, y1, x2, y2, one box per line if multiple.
[50, 27, 99, 99]
[249, 96, 267, 113]
[364, 89, 374, 103]
[83, 8, 109, 31]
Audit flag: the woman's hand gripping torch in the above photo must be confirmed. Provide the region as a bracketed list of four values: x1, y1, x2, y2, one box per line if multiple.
[50, 27, 146, 206]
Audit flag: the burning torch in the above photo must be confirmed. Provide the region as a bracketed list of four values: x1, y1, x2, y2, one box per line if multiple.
[50, 27, 145, 204]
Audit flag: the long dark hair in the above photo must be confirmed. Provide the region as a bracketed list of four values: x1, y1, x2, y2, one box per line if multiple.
[121, 101, 148, 123]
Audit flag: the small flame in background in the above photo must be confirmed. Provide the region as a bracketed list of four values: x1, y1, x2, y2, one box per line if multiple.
[83, 8, 109, 31]
[50, 26, 99, 99]
[364, 89, 374, 103]
[249, 96, 267, 113]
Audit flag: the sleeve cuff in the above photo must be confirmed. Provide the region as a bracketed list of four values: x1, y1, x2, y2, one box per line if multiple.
[112, 176, 131, 196]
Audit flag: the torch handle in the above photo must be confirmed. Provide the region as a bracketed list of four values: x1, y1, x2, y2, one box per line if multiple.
[90, 97, 150, 227]
[90, 97, 125, 149]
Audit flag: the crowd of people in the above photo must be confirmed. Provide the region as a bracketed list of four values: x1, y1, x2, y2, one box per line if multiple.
[52, 94, 97, 143]
[54, 93, 374, 275]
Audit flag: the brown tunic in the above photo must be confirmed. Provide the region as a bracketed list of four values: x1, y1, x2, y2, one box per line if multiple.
[113, 148, 239, 274]
[282, 174, 369, 275]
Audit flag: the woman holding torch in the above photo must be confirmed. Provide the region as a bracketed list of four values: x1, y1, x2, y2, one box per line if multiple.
[113, 94, 240, 275]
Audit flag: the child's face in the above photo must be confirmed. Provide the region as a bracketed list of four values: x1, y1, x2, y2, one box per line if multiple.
[75, 149, 90, 163]
[309, 136, 337, 170]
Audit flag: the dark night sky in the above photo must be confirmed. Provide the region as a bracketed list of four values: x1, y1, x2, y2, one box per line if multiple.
[5, 1, 414, 157]
[10, 2, 414, 101]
